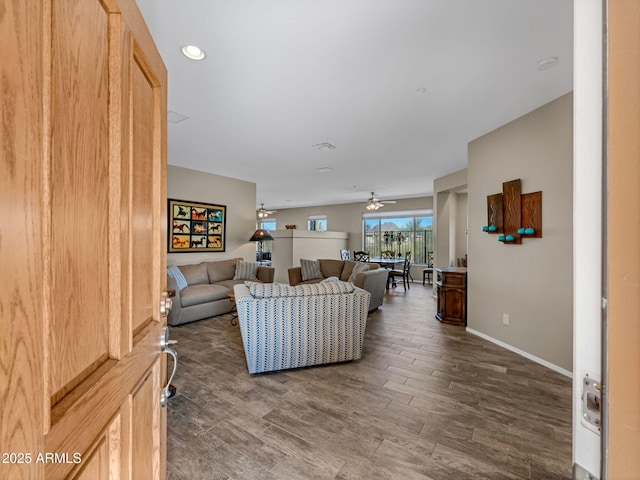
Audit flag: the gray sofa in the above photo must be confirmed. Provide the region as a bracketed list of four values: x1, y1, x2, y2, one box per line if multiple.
[167, 258, 274, 326]
[288, 259, 388, 311]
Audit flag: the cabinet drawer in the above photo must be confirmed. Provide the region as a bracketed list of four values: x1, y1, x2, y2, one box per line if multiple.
[443, 274, 466, 287]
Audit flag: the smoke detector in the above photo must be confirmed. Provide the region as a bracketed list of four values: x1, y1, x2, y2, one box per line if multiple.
[311, 142, 336, 150]
[535, 57, 559, 71]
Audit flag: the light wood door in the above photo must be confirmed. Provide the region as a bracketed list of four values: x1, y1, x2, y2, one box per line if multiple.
[606, 1, 640, 477]
[0, 0, 168, 478]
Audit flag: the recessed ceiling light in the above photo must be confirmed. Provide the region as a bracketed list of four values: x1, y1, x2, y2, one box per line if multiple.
[416, 87, 427, 93]
[316, 167, 333, 173]
[535, 57, 558, 71]
[181, 44, 206, 61]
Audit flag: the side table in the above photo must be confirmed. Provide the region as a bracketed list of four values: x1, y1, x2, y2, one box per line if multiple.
[227, 292, 238, 326]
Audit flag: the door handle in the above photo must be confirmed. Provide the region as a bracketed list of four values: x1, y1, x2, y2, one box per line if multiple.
[160, 327, 178, 407]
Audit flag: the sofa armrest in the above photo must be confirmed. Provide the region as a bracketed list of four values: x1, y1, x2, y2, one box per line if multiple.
[288, 267, 303, 286]
[353, 268, 388, 311]
[257, 266, 275, 283]
[166, 276, 184, 325]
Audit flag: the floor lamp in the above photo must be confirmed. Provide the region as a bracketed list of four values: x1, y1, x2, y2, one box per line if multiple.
[249, 229, 274, 262]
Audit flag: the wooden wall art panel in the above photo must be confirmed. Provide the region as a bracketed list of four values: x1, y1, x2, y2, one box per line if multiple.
[521, 191, 543, 238]
[502, 179, 522, 244]
[483, 178, 542, 245]
[486, 193, 503, 233]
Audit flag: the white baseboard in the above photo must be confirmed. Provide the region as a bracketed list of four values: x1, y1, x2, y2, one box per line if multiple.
[466, 327, 573, 378]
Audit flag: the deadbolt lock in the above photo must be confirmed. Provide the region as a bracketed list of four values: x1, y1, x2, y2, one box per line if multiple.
[160, 291, 173, 317]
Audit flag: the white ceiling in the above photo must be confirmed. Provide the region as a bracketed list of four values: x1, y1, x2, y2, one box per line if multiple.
[137, 0, 573, 210]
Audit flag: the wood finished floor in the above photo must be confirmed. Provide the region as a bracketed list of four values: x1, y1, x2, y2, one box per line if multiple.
[166, 283, 572, 480]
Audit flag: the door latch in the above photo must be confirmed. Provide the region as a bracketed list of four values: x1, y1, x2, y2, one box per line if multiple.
[581, 373, 601, 433]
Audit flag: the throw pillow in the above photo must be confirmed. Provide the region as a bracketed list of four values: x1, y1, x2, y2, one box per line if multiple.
[348, 262, 370, 282]
[300, 259, 323, 282]
[233, 260, 259, 280]
[167, 265, 188, 291]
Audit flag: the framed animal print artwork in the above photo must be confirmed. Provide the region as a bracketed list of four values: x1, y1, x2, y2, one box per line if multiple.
[168, 199, 226, 252]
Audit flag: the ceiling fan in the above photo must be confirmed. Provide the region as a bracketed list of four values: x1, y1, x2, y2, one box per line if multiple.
[366, 192, 396, 211]
[257, 203, 277, 218]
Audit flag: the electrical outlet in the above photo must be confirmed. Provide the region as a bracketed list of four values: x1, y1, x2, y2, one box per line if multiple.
[502, 313, 509, 325]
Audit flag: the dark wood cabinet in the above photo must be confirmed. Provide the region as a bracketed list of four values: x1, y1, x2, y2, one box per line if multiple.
[435, 267, 467, 326]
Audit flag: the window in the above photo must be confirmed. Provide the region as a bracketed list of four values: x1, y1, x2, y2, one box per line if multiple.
[308, 215, 327, 231]
[259, 219, 276, 231]
[363, 210, 433, 264]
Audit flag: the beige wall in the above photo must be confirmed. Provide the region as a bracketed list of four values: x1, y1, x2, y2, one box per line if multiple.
[467, 93, 573, 372]
[456, 192, 468, 261]
[273, 196, 433, 255]
[167, 165, 257, 265]
[433, 169, 468, 268]
[270, 230, 349, 283]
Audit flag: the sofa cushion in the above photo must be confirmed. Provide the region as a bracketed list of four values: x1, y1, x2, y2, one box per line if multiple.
[300, 259, 323, 281]
[348, 261, 370, 282]
[205, 258, 240, 283]
[233, 260, 258, 280]
[180, 284, 230, 307]
[339, 260, 356, 281]
[247, 281, 354, 298]
[179, 263, 209, 286]
[319, 259, 345, 279]
[167, 265, 188, 291]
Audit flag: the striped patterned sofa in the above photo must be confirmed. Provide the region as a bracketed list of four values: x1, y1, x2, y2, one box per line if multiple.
[233, 280, 371, 374]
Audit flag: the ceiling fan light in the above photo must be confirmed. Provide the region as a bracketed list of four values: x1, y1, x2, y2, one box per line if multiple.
[366, 192, 388, 211]
[257, 203, 276, 218]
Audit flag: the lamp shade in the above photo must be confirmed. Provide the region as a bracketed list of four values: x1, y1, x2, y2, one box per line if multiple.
[249, 229, 274, 242]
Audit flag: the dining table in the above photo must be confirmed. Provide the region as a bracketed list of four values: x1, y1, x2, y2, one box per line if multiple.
[368, 257, 405, 269]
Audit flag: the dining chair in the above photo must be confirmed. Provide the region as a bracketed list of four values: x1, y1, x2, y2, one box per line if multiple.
[423, 250, 434, 285]
[340, 249, 350, 260]
[404, 251, 414, 281]
[353, 251, 370, 262]
[388, 252, 412, 290]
